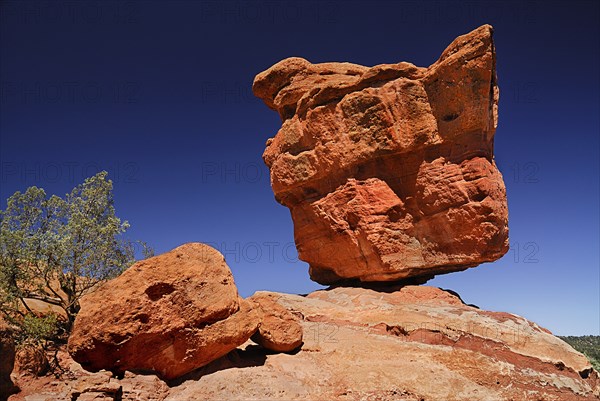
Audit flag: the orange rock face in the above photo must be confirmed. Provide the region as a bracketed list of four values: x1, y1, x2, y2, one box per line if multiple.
[68, 243, 259, 380]
[248, 292, 303, 352]
[14, 346, 48, 377]
[254, 25, 508, 284]
[9, 287, 599, 400]
[165, 287, 599, 401]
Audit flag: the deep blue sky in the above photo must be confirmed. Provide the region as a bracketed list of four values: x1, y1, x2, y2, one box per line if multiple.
[0, 1, 598, 335]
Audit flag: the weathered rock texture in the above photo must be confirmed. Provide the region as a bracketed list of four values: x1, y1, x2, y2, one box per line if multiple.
[248, 292, 303, 352]
[14, 345, 48, 377]
[17, 287, 598, 401]
[68, 243, 259, 380]
[254, 24, 509, 284]
[168, 287, 600, 401]
[8, 349, 169, 401]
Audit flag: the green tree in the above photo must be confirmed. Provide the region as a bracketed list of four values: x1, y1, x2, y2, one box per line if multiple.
[0, 171, 135, 338]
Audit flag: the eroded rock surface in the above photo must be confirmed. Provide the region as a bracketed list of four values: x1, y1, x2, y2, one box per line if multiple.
[254, 24, 509, 284]
[167, 287, 598, 401]
[14, 345, 48, 377]
[10, 287, 599, 401]
[68, 243, 259, 380]
[248, 292, 303, 352]
[7, 349, 169, 401]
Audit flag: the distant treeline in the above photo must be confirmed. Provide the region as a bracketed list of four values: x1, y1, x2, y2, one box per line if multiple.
[559, 335, 600, 371]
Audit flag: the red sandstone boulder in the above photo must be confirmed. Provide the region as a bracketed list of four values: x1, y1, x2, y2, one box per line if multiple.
[253, 25, 508, 284]
[68, 243, 259, 380]
[248, 292, 303, 352]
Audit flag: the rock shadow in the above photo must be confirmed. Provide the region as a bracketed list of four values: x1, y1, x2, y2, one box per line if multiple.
[439, 287, 480, 308]
[324, 274, 434, 293]
[166, 344, 268, 387]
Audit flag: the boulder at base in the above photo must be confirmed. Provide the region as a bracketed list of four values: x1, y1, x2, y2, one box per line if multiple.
[68, 243, 258, 380]
[248, 292, 303, 352]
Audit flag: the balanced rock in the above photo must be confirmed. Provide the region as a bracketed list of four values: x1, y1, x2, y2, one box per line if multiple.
[68, 243, 259, 380]
[253, 25, 509, 284]
[248, 292, 303, 352]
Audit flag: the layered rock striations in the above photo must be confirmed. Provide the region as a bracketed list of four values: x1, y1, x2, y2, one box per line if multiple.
[254, 24, 509, 284]
[14, 287, 598, 401]
[166, 287, 598, 401]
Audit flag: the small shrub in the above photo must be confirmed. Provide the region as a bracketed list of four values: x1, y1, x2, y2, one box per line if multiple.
[19, 314, 60, 345]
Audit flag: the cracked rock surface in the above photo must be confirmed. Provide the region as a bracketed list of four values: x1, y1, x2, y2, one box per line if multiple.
[254, 24, 509, 284]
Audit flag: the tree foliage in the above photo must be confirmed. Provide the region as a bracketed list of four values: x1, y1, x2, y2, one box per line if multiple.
[0, 172, 136, 341]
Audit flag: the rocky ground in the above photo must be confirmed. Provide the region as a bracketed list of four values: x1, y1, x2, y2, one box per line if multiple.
[7, 286, 599, 401]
